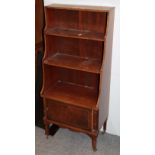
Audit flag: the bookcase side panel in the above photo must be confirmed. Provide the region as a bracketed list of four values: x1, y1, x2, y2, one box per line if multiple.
[98, 9, 115, 129]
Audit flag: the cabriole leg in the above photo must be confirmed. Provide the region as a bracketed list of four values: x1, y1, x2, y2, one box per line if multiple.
[92, 136, 97, 151]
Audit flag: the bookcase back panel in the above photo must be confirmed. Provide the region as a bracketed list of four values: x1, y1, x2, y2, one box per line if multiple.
[43, 65, 99, 93]
[43, 65, 59, 89]
[80, 11, 107, 34]
[45, 8, 107, 36]
[46, 35, 103, 61]
[46, 8, 79, 29]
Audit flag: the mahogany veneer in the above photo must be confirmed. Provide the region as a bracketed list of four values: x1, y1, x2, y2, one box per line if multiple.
[41, 4, 115, 151]
[45, 28, 105, 41]
[42, 80, 98, 109]
[44, 53, 101, 73]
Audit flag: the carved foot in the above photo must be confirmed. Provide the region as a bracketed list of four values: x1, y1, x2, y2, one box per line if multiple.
[92, 136, 97, 151]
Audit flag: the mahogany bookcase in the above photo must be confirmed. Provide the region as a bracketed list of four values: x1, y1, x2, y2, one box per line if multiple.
[41, 4, 115, 151]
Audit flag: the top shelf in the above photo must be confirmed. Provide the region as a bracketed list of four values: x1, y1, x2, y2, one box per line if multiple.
[46, 4, 113, 12]
[45, 28, 105, 41]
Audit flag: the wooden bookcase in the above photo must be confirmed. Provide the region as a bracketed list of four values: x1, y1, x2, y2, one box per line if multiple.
[41, 4, 115, 151]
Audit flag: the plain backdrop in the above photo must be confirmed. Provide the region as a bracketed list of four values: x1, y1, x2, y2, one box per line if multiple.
[44, 0, 120, 136]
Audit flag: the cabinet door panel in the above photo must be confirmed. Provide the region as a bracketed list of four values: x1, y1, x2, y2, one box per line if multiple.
[47, 99, 91, 130]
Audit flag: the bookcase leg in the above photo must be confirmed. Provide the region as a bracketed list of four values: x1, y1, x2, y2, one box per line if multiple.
[102, 118, 107, 134]
[45, 123, 49, 139]
[92, 136, 97, 151]
[103, 118, 107, 132]
[101, 119, 107, 134]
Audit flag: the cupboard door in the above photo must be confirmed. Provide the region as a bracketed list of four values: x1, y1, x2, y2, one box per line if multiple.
[47, 99, 91, 130]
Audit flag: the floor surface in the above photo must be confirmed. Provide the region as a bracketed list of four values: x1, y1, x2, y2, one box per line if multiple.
[35, 127, 120, 155]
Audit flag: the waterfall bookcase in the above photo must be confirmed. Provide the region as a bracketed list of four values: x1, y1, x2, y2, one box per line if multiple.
[41, 4, 115, 151]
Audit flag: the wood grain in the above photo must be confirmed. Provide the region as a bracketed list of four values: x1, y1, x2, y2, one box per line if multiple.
[45, 27, 105, 41]
[42, 80, 98, 109]
[44, 53, 101, 73]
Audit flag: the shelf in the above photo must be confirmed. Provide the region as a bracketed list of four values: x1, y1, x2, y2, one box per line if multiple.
[45, 28, 104, 41]
[42, 81, 98, 109]
[46, 4, 111, 12]
[44, 53, 101, 74]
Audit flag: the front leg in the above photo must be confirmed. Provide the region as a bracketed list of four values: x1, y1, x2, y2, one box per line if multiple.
[44, 118, 49, 138]
[91, 136, 97, 151]
[43, 99, 49, 138]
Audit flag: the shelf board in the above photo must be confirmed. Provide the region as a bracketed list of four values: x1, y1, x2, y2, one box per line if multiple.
[46, 4, 112, 12]
[42, 81, 98, 109]
[45, 28, 104, 41]
[44, 53, 101, 74]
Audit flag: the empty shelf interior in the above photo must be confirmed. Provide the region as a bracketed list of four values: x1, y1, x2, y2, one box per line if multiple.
[42, 80, 98, 109]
